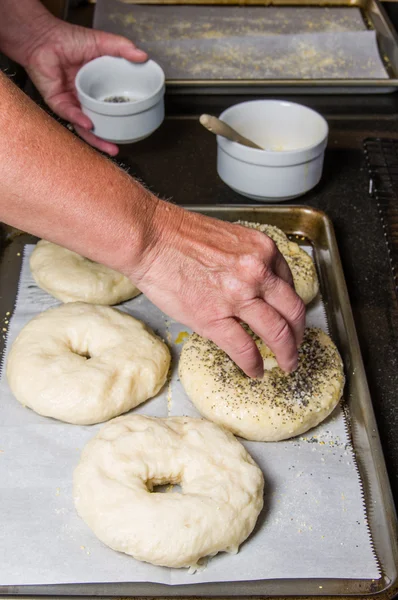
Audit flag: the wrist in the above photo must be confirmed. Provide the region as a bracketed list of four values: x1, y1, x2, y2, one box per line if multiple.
[124, 197, 186, 286]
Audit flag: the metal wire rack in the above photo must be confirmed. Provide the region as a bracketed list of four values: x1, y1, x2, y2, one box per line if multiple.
[364, 137, 398, 298]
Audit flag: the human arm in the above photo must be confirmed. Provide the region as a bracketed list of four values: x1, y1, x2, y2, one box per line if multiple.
[0, 0, 147, 155]
[0, 72, 305, 377]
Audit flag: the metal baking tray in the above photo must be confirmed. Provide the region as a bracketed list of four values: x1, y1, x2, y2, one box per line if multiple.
[93, 0, 398, 94]
[0, 205, 397, 599]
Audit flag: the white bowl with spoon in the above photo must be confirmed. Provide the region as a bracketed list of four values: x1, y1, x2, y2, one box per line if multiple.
[75, 56, 165, 144]
[201, 100, 328, 202]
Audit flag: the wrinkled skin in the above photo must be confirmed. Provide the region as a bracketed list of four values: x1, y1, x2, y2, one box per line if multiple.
[131, 204, 306, 378]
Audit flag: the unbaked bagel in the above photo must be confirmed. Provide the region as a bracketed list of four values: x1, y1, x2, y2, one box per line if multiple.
[179, 328, 344, 442]
[237, 221, 319, 305]
[73, 415, 264, 569]
[6, 302, 170, 425]
[30, 240, 140, 305]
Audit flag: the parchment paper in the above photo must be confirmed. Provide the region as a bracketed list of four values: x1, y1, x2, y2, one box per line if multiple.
[94, 2, 388, 80]
[0, 245, 380, 586]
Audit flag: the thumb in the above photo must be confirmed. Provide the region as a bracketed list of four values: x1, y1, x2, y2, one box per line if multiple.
[96, 32, 148, 63]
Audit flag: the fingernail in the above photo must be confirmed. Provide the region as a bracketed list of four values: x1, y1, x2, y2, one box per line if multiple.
[287, 358, 298, 373]
[79, 118, 92, 130]
[254, 366, 264, 379]
[134, 49, 148, 58]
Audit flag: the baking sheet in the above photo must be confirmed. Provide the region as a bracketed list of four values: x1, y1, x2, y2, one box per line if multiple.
[94, 3, 389, 80]
[0, 244, 380, 586]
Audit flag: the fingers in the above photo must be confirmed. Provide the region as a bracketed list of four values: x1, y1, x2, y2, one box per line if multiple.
[273, 250, 294, 288]
[238, 299, 299, 373]
[260, 272, 306, 348]
[48, 94, 93, 130]
[96, 32, 148, 63]
[205, 318, 264, 379]
[73, 125, 119, 156]
[50, 94, 119, 155]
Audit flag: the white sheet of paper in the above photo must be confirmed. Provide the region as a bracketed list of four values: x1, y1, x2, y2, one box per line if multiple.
[93, 3, 389, 80]
[0, 245, 380, 586]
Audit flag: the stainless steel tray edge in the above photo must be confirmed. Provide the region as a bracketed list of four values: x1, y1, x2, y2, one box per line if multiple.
[0, 206, 397, 598]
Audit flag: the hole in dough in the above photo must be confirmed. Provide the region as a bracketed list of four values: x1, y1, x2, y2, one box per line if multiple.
[68, 345, 91, 359]
[74, 350, 91, 360]
[151, 483, 182, 494]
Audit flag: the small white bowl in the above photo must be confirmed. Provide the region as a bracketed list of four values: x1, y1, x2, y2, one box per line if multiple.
[217, 100, 328, 202]
[75, 56, 165, 144]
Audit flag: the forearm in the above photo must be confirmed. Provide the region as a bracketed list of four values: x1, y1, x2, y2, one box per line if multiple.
[0, 71, 165, 277]
[0, 0, 56, 66]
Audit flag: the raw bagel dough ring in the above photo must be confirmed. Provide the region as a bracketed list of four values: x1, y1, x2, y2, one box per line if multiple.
[237, 221, 319, 305]
[7, 303, 170, 425]
[73, 415, 264, 569]
[30, 240, 140, 305]
[179, 328, 344, 442]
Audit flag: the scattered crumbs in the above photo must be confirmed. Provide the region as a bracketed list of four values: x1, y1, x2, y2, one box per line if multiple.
[80, 545, 85, 550]
[319, 585, 323, 589]
[55, 488, 60, 496]
[2, 328, 6, 332]
[16, 252, 21, 256]
[6, 312, 10, 316]
[174, 331, 190, 344]
[0, 450, 4, 454]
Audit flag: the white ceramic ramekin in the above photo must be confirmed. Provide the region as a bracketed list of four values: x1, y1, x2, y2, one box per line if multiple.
[75, 57, 165, 144]
[217, 100, 329, 202]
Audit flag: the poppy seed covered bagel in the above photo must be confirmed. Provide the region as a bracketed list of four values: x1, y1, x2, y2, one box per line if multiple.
[30, 240, 140, 305]
[7, 302, 170, 425]
[179, 328, 344, 442]
[73, 415, 264, 569]
[236, 221, 319, 305]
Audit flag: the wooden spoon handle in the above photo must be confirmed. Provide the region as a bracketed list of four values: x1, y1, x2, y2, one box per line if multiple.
[199, 114, 263, 150]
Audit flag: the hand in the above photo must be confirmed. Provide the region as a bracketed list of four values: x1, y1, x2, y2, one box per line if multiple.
[130, 203, 306, 378]
[23, 19, 147, 156]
